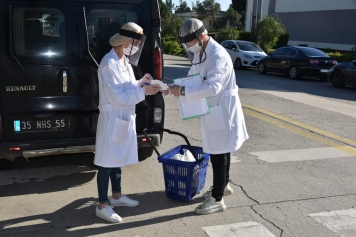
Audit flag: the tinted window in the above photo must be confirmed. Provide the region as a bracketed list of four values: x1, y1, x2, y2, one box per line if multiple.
[272, 48, 285, 55]
[221, 41, 228, 48]
[236, 42, 262, 52]
[283, 48, 298, 56]
[10, 3, 79, 65]
[86, 9, 139, 63]
[299, 48, 329, 57]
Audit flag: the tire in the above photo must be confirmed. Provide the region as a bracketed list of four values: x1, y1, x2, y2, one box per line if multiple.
[235, 58, 243, 70]
[330, 70, 345, 88]
[0, 158, 12, 170]
[138, 147, 154, 162]
[258, 62, 266, 74]
[289, 66, 299, 79]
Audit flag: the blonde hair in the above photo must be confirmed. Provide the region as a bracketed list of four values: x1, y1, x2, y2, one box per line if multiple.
[109, 22, 144, 47]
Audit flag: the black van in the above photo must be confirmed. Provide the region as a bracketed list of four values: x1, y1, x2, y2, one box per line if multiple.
[0, 0, 164, 169]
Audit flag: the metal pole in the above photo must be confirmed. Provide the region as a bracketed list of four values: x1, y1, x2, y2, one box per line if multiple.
[260, 0, 263, 20]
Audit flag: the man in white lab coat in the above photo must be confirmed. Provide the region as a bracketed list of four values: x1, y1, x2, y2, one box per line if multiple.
[94, 22, 161, 223]
[168, 18, 249, 215]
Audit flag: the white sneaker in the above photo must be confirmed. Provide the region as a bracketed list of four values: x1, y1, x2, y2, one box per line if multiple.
[194, 197, 226, 215]
[109, 195, 139, 207]
[202, 183, 234, 200]
[96, 205, 122, 223]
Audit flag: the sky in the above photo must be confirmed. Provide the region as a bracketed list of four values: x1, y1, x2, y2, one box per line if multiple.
[171, 0, 231, 12]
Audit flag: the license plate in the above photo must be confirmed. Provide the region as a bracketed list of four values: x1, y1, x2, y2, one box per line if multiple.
[14, 117, 71, 133]
[320, 69, 329, 73]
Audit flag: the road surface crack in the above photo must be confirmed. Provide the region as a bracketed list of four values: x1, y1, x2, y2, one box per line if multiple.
[251, 206, 284, 237]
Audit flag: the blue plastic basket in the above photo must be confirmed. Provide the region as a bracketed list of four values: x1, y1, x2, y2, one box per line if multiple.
[158, 145, 210, 202]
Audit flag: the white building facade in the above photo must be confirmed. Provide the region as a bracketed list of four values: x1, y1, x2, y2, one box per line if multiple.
[245, 0, 356, 51]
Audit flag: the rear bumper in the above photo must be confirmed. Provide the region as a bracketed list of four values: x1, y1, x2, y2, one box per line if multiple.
[300, 68, 329, 77]
[0, 133, 161, 161]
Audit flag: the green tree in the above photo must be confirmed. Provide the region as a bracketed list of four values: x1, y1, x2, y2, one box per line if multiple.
[175, 0, 191, 13]
[224, 5, 242, 28]
[158, 0, 182, 39]
[252, 16, 286, 52]
[194, 0, 221, 31]
[231, 0, 247, 27]
[215, 26, 239, 43]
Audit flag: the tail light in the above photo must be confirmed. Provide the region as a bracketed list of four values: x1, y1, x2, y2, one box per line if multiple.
[155, 46, 163, 80]
[333, 60, 337, 65]
[309, 59, 319, 64]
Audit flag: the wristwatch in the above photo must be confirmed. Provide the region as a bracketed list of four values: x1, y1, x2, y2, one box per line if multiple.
[179, 86, 185, 96]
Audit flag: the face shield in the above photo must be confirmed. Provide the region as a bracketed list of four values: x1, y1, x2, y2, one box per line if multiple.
[119, 29, 146, 66]
[178, 26, 207, 65]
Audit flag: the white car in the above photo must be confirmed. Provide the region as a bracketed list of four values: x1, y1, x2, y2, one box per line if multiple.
[221, 40, 267, 69]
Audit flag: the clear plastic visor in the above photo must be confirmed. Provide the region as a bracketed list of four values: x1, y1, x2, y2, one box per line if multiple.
[125, 37, 146, 66]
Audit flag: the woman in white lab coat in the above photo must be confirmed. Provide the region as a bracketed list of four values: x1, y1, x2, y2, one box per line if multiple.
[168, 19, 249, 215]
[94, 22, 161, 223]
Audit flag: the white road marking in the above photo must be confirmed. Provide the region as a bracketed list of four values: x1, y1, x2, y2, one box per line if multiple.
[237, 80, 356, 118]
[0, 165, 92, 186]
[231, 152, 241, 163]
[309, 209, 356, 237]
[249, 146, 356, 163]
[203, 222, 276, 237]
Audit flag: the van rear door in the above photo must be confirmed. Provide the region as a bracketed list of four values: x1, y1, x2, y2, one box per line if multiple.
[2, 1, 82, 142]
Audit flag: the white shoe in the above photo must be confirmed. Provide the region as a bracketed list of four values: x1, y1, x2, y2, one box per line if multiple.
[194, 197, 226, 215]
[202, 183, 234, 200]
[109, 195, 139, 207]
[96, 205, 122, 223]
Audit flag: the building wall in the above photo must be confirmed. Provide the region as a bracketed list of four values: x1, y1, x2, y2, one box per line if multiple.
[245, 0, 356, 50]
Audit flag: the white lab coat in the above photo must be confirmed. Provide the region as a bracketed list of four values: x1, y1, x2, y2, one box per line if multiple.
[94, 48, 145, 167]
[185, 38, 249, 154]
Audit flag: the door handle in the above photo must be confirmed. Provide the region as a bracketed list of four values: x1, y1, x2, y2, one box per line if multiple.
[63, 70, 68, 93]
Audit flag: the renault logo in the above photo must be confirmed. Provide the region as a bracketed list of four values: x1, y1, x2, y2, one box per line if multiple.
[6, 85, 36, 92]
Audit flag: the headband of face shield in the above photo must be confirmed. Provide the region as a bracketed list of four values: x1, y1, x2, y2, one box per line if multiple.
[178, 26, 207, 65]
[119, 29, 146, 66]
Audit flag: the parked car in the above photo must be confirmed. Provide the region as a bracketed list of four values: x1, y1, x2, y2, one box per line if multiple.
[257, 46, 337, 81]
[221, 40, 267, 69]
[328, 60, 356, 88]
[0, 0, 164, 169]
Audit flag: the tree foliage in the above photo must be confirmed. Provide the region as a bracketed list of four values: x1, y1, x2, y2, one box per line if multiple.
[224, 5, 242, 28]
[252, 16, 286, 52]
[194, 0, 221, 31]
[215, 26, 239, 43]
[175, 0, 191, 13]
[158, 0, 182, 39]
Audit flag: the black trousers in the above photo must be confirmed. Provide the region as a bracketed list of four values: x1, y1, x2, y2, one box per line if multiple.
[210, 152, 230, 201]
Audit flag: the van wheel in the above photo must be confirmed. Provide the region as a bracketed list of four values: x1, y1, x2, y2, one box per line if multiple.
[138, 148, 154, 162]
[0, 158, 12, 170]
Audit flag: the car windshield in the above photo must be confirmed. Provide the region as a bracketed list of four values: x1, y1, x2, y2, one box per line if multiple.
[236, 42, 262, 52]
[299, 48, 329, 57]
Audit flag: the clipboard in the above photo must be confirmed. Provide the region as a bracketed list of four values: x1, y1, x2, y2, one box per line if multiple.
[174, 73, 210, 120]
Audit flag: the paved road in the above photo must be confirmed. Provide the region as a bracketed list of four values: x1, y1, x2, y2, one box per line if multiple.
[0, 54, 356, 237]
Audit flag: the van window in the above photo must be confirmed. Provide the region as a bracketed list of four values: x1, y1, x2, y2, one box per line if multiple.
[9, 2, 80, 65]
[86, 9, 139, 63]
[13, 8, 66, 57]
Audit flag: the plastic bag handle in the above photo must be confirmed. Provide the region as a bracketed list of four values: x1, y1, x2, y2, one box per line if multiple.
[143, 128, 198, 161]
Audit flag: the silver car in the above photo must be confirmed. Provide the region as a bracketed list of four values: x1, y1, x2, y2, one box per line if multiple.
[221, 40, 267, 69]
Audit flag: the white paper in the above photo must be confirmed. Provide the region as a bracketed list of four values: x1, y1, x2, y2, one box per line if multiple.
[174, 74, 209, 120]
[150, 80, 169, 90]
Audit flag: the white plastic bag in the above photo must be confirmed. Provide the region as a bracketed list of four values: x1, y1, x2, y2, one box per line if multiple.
[171, 149, 196, 162]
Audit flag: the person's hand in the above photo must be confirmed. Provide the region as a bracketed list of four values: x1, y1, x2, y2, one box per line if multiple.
[139, 73, 153, 87]
[168, 85, 180, 97]
[144, 84, 161, 95]
[161, 90, 170, 96]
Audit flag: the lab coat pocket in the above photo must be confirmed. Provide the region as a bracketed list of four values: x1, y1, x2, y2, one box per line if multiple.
[224, 89, 239, 128]
[202, 105, 225, 132]
[111, 117, 131, 143]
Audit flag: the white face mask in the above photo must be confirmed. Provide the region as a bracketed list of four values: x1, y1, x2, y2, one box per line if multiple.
[187, 43, 201, 53]
[123, 46, 139, 55]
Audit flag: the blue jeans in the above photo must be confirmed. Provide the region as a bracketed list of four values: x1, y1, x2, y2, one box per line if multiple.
[97, 166, 122, 204]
